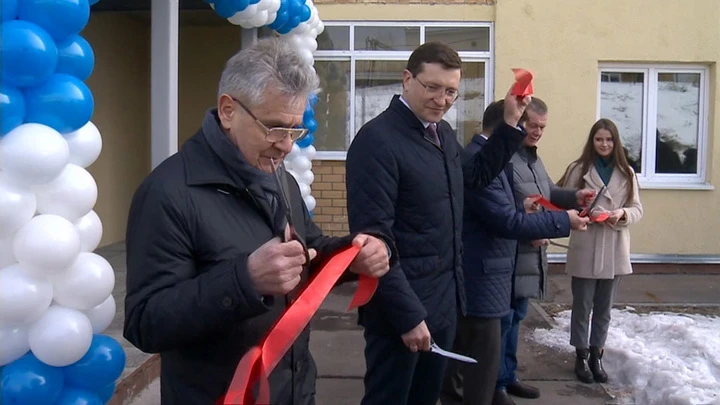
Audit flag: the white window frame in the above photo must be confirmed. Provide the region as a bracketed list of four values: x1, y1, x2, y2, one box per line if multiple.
[597, 63, 711, 190]
[313, 21, 494, 160]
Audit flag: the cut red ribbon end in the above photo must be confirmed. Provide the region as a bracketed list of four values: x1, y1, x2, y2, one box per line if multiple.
[528, 194, 562, 211]
[591, 212, 609, 223]
[511, 68, 534, 97]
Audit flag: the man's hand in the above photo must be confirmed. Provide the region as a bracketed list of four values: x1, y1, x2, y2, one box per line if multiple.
[567, 209, 590, 231]
[247, 237, 317, 296]
[605, 209, 626, 228]
[531, 239, 550, 248]
[523, 195, 541, 213]
[576, 188, 596, 207]
[504, 85, 532, 128]
[401, 321, 432, 352]
[348, 234, 390, 278]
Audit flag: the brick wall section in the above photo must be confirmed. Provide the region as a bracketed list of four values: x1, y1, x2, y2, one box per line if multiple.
[311, 160, 349, 236]
[314, 0, 494, 4]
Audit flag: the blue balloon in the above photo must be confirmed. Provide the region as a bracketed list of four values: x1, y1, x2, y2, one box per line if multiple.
[288, 0, 303, 13]
[303, 109, 314, 121]
[298, 4, 311, 22]
[277, 0, 289, 13]
[89, 0, 100, 5]
[307, 92, 318, 107]
[53, 387, 103, 405]
[56, 35, 95, 81]
[303, 118, 317, 134]
[249, 0, 261, 4]
[1, 84, 26, 136]
[2, 0, 18, 20]
[268, 10, 289, 30]
[213, 0, 239, 18]
[0, 353, 64, 405]
[63, 335, 126, 390]
[95, 382, 115, 404]
[296, 132, 314, 148]
[235, 0, 250, 12]
[18, 0, 90, 42]
[1, 20, 58, 88]
[24, 73, 94, 133]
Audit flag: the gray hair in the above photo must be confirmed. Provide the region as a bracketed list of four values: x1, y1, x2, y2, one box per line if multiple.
[217, 37, 319, 107]
[526, 97, 548, 115]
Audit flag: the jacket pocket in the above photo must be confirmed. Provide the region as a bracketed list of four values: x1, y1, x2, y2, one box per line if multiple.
[401, 255, 439, 280]
[482, 257, 514, 274]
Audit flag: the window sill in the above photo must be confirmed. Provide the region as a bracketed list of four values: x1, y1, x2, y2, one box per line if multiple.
[313, 151, 348, 161]
[639, 182, 714, 190]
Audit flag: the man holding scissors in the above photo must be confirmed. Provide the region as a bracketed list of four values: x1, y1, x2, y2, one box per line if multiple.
[123, 38, 393, 405]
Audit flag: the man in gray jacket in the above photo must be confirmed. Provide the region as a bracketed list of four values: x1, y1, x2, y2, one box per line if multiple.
[493, 98, 594, 405]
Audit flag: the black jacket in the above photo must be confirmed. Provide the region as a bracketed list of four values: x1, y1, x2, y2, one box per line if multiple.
[462, 135, 570, 318]
[345, 95, 525, 336]
[123, 110, 394, 405]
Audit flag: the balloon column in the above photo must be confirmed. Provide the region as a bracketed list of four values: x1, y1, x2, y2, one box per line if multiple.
[208, 0, 322, 215]
[1, 1, 126, 404]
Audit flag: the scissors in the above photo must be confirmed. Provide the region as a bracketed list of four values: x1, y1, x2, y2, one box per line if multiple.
[579, 185, 606, 218]
[271, 158, 311, 267]
[430, 340, 477, 364]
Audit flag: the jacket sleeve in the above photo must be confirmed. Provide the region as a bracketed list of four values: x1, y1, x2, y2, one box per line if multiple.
[346, 130, 427, 336]
[617, 171, 643, 227]
[467, 177, 571, 240]
[462, 123, 526, 190]
[123, 182, 268, 353]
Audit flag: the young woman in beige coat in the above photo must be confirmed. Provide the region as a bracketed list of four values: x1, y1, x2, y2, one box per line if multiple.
[557, 118, 643, 384]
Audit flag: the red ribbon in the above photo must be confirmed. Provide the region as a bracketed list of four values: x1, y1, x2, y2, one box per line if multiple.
[511, 68, 534, 97]
[528, 194, 608, 223]
[218, 245, 377, 405]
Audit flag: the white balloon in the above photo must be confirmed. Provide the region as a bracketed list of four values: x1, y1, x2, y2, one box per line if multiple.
[236, 4, 258, 21]
[298, 48, 314, 65]
[0, 123, 69, 186]
[304, 195, 316, 211]
[28, 305, 93, 367]
[248, 10, 269, 27]
[299, 169, 315, 185]
[64, 121, 103, 169]
[299, 182, 311, 198]
[287, 143, 301, 160]
[82, 294, 116, 334]
[13, 214, 81, 274]
[0, 175, 37, 239]
[257, 0, 272, 11]
[74, 210, 103, 252]
[302, 145, 317, 160]
[267, 0, 281, 13]
[53, 252, 115, 311]
[266, 12, 277, 26]
[0, 264, 53, 326]
[292, 22, 309, 35]
[227, 13, 245, 25]
[316, 20, 325, 35]
[34, 164, 98, 222]
[304, 36, 318, 52]
[287, 34, 304, 50]
[293, 156, 312, 172]
[0, 325, 30, 366]
[0, 237, 17, 269]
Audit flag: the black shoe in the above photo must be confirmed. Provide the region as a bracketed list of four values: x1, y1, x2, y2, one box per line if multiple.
[575, 348, 594, 383]
[506, 380, 540, 399]
[492, 388, 517, 405]
[589, 346, 608, 383]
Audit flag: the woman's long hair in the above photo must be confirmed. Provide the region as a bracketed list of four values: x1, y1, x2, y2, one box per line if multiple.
[558, 118, 636, 202]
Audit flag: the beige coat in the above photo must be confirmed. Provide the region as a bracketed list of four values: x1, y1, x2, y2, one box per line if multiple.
[563, 163, 644, 279]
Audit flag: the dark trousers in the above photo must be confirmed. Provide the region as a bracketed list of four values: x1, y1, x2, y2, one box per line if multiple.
[440, 315, 502, 405]
[570, 276, 622, 349]
[496, 297, 529, 389]
[361, 322, 457, 405]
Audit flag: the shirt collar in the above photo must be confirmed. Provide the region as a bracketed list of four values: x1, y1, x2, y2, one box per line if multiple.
[399, 95, 433, 129]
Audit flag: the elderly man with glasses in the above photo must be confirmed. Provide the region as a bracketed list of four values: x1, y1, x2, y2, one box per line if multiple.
[123, 37, 395, 405]
[345, 42, 531, 405]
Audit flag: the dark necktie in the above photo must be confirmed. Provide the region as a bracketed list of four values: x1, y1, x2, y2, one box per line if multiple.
[425, 123, 442, 149]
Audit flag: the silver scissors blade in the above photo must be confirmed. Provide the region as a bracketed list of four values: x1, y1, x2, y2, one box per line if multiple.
[582, 185, 606, 216]
[430, 342, 477, 364]
[271, 159, 293, 215]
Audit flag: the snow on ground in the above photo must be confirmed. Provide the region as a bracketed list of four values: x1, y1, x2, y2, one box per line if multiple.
[532, 308, 720, 405]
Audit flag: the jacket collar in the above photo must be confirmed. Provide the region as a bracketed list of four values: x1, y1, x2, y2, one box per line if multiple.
[389, 95, 428, 133]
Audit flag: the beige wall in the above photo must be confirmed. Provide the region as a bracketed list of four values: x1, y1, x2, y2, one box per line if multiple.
[84, 13, 150, 247]
[494, 0, 720, 254]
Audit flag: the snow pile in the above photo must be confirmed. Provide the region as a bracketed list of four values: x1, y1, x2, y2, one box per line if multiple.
[532, 308, 720, 405]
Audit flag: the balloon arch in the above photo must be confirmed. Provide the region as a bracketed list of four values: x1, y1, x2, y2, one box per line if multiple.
[0, 0, 321, 403]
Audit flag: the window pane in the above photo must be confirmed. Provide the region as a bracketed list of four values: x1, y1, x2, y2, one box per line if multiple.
[354, 27, 420, 51]
[599, 72, 644, 174]
[444, 62, 485, 146]
[317, 26, 350, 51]
[354, 60, 405, 131]
[655, 72, 701, 174]
[425, 27, 490, 52]
[314, 60, 351, 151]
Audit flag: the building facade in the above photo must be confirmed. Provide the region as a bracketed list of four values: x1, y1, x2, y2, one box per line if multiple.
[85, 0, 719, 262]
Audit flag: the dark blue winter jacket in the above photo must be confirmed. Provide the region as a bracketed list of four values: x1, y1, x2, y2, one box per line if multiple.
[462, 135, 571, 319]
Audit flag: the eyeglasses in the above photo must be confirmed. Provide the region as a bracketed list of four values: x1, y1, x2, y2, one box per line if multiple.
[414, 76, 459, 102]
[230, 96, 309, 143]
